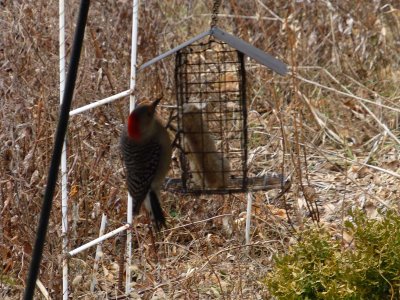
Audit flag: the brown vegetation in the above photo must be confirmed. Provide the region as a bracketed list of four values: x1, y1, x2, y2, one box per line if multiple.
[1, 0, 399, 299]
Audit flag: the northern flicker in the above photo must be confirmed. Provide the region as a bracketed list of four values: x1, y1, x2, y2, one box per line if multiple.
[120, 98, 171, 230]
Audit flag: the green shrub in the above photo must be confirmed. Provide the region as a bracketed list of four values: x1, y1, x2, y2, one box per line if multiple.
[265, 210, 400, 299]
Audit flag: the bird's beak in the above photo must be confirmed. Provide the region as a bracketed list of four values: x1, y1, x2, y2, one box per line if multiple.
[149, 97, 162, 114]
[153, 97, 162, 108]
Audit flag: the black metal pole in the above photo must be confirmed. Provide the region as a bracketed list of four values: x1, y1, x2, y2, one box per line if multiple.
[23, 1, 90, 299]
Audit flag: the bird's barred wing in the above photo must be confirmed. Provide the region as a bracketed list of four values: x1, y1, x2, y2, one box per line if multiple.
[121, 137, 162, 215]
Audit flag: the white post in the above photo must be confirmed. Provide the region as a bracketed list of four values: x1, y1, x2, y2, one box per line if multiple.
[126, 1, 140, 295]
[245, 192, 253, 245]
[90, 214, 108, 293]
[129, 0, 139, 112]
[59, 1, 68, 299]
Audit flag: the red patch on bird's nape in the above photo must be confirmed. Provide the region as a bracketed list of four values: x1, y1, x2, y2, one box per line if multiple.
[127, 112, 141, 141]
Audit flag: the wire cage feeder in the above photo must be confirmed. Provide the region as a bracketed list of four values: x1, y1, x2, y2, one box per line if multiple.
[161, 30, 288, 194]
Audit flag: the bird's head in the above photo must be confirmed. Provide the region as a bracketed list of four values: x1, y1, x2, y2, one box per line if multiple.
[127, 98, 161, 142]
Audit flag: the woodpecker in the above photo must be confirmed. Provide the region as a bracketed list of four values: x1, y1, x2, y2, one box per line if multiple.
[120, 98, 171, 230]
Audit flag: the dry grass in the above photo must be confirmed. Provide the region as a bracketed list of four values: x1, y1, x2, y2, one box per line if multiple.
[1, 0, 399, 299]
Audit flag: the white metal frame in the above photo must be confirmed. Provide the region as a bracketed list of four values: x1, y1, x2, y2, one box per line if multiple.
[59, 1, 68, 298]
[59, 0, 140, 298]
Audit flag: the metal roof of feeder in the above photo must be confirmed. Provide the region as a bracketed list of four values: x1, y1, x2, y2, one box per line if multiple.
[139, 27, 288, 76]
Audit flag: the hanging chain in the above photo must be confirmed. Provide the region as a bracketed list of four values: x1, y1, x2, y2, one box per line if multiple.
[210, 0, 221, 29]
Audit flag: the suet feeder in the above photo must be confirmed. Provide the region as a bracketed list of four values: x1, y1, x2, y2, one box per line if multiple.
[139, 27, 288, 194]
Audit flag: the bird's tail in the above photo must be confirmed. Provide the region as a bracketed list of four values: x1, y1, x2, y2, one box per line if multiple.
[149, 190, 166, 231]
